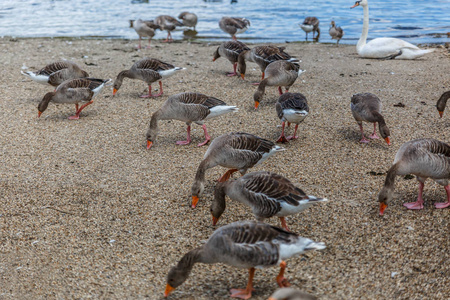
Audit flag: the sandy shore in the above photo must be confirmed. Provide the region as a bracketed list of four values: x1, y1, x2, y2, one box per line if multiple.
[0, 37, 449, 299]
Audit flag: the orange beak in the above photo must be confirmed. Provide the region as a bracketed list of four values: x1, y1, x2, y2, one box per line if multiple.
[254, 101, 260, 110]
[384, 137, 391, 146]
[146, 140, 153, 150]
[38, 111, 42, 117]
[268, 298, 276, 300]
[212, 215, 219, 226]
[113, 88, 118, 96]
[240, 74, 245, 80]
[379, 202, 387, 215]
[191, 196, 199, 208]
[212, 58, 216, 62]
[439, 111, 443, 118]
[350, 2, 360, 8]
[164, 284, 175, 297]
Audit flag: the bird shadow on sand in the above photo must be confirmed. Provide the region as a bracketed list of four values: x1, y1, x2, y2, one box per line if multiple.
[336, 127, 388, 150]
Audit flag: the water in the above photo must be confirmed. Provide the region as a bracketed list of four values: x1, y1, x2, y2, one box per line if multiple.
[0, 0, 449, 45]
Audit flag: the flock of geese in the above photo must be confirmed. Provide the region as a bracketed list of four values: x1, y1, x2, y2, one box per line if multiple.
[19, 0, 449, 299]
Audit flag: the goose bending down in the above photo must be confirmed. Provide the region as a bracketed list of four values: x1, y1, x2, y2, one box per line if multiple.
[329, 21, 344, 45]
[253, 61, 304, 109]
[191, 132, 285, 208]
[113, 58, 185, 98]
[276, 92, 309, 143]
[350, 93, 391, 145]
[436, 91, 450, 118]
[164, 221, 326, 299]
[237, 45, 297, 81]
[211, 171, 328, 231]
[154, 15, 184, 42]
[178, 12, 198, 30]
[378, 138, 450, 215]
[130, 19, 160, 49]
[213, 40, 250, 77]
[146, 92, 238, 149]
[351, 0, 434, 59]
[38, 78, 111, 120]
[219, 17, 251, 40]
[269, 288, 318, 300]
[21, 61, 89, 87]
[299, 17, 320, 40]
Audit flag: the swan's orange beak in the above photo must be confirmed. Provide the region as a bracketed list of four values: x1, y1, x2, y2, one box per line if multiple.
[113, 88, 118, 96]
[191, 196, 199, 208]
[439, 111, 443, 118]
[350, 2, 360, 8]
[146, 140, 153, 150]
[212, 215, 219, 226]
[379, 202, 387, 215]
[240, 74, 245, 80]
[254, 101, 260, 110]
[38, 111, 42, 117]
[384, 137, 391, 146]
[164, 284, 175, 297]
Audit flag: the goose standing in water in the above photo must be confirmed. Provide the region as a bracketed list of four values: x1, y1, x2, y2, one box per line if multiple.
[275, 92, 309, 143]
[299, 17, 320, 40]
[219, 17, 251, 40]
[178, 12, 198, 30]
[145, 92, 238, 149]
[351, 0, 434, 59]
[350, 93, 391, 145]
[213, 40, 250, 77]
[130, 19, 160, 49]
[329, 21, 344, 46]
[154, 15, 184, 42]
[164, 221, 326, 299]
[378, 139, 450, 215]
[436, 91, 450, 118]
[21, 61, 89, 87]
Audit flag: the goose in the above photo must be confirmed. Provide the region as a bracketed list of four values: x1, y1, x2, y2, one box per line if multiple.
[378, 138, 450, 215]
[164, 221, 326, 299]
[237, 45, 297, 81]
[130, 19, 160, 49]
[213, 40, 250, 77]
[211, 171, 328, 231]
[350, 93, 391, 145]
[329, 21, 344, 46]
[145, 92, 238, 149]
[351, 0, 434, 59]
[253, 61, 304, 109]
[154, 15, 184, 42]
[269, 288, 318, 300]
[21, 61, 89, 87]
[219, 17, 251, 40]
[191, 132, 285, 208]
[299, 17, 320, 41]
[275, 92, 309, 143]
[436, 91, 450, 118]
[178, 12, 198, 30]
[112, 58, 185, 98]
[37, 78, 111, 120]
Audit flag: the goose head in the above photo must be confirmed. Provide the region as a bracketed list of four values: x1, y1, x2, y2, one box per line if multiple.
[379, 124, 391, 145]
[212, 47, 220, 62]
[378, 186, 393, 215]
[37, 92, 55, 117]
[191, 180, 205, 208]
[145, 126, 158, 150]
[165, 265, 190, 297]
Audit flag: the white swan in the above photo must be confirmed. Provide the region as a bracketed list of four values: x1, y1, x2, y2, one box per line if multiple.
[351, 0, 434, 59]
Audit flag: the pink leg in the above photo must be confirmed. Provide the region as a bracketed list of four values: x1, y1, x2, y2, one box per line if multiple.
[230, 268, 255, 300]
[140, 82, 163, 98]
[138, 37, 142, 49]
[153, 81, 163, 97]
[279, 217, 290, 231]
[176, 125, 192, 145]
[163, 32, 171, 43]
[146, 38, 152, 49]
[278, 86, 283, 95]
[197, 124, 211, 147]
[435, 185, 450, 209]
[358, 123, 370, 143]
[218, 169, 238, 182]
[287, 124, 299, 140]
[227, 63, 238, 76]
[232, 35, 237, 41]
[75, 104, 79, 112]
[276, 122, 289, 143]
[404, 181, 425, 209]
[369, 122, 380, 139]
[68, 101, 93, 120]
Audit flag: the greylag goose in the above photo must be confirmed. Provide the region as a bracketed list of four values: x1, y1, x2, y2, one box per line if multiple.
[164, 221, 326, 299]
[219, 17, 250, 40]
[269, 288, 318, 300]
[38, 78, 111, 120]
[253, 61, 304, 109]
[191, 132, 285, 208]
[275, 92, 309, 143]
[178, 12, 198, 30]
[299, 17, 320, 40]
[146, 92, 238, 149]
[21, 61, 89, 87]
[378, 138, 450, 215]
[350, 93, 391, 145]
[113, 58, 185, 98]
[329, 21, 344, 45]
[130, 19, 160, 49]
[237, 45, 297, 81]
[211, 171, 328, 231]
[436, 91, 450, 118]
[154, 15, 184, 42]
[213, 40, 250, 77]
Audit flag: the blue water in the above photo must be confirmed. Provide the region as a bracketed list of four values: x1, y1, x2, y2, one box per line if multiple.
[0, 0, 449, 44]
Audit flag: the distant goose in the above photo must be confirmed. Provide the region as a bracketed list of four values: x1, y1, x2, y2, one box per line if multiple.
[350, 93, 391, 145]
[164, 221, 326, 299]
[38, 78, 111, 119]
[329, 20, 344, 45]
[211, 171, 328, 231]
[219, 17, 251, 40]
[269, 288, 318, 300]
[21, 61, 89, 87]
[191, 132, 285, 208]
[146, 92, 238, 149]
[275, 92, 309, 143]
[436, 91, 450, 118]
[378, 138, 450, 215]
[113, 58, 185, 98]
[178, 12, 198, 30]
[351, 0, 434, 59]
[299, 17, 320, 40]
[253, 60, 304, 109]
[213, 40, 250, 77]
[154, 15, 184, 42]
[130, 19, 161, 49]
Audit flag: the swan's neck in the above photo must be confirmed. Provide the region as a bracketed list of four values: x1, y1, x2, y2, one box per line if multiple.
[357, 4, 369, 53]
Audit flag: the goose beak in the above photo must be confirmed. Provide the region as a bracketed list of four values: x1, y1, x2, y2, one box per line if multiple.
[113, 88, 118, 96]
[212, 58, 216, 62]
[212, 215, 219, 226]
[146, 140, 153, 150]
[379, 202, 387, 215]
[240, 74, 245, 80]
[268, 298, 276, 300]
[350, 2, 360, 8]
[38, 111, 42, 117]
[164, 284, 175, 297]
[254, 101, 260, 110]
[191, 196, 199, 208]
[384, 137, 391, 146]
[439, 111, 443, 118]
